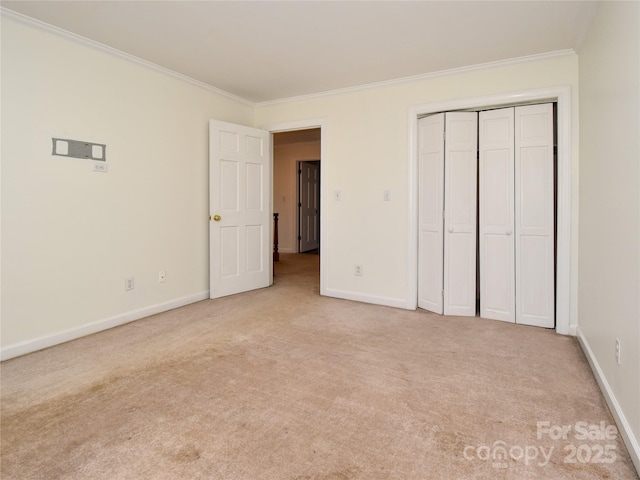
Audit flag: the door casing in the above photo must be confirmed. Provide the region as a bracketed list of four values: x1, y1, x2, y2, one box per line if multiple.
[264, 119, 328, 296]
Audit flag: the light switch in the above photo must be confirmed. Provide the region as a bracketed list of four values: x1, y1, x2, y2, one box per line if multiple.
[92, 144, 104, 159]
[52, 138, 107, 161]
[54, 139, 69, 155]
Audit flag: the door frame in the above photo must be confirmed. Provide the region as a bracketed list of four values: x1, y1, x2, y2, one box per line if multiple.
[408, 86, 573, 335]
[262, 118, 327, 295]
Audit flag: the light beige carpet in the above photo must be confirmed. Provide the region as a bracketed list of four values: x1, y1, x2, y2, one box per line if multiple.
[1, 253, 638, 479]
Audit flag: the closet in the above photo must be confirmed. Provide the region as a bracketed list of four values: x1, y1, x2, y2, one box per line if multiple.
[418, 103, 555, 328]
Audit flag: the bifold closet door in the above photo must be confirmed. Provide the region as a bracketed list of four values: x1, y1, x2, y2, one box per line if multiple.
[418, 112, 477, 316]
[418, 113, 445, 314]
[515, 104, 555, 328]
[479, 103, 554, 328]
[479, 108, 516, 323]
[443, 112, 478, 316]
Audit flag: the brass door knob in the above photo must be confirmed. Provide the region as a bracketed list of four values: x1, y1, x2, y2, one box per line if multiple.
[212, 215, 221, 221]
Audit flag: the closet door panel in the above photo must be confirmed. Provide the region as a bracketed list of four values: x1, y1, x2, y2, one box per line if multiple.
[515, 104, 555, 328]
[444, 112, 477, 316]
[418, 113, 445, 314]
[479, 108, 515, 323]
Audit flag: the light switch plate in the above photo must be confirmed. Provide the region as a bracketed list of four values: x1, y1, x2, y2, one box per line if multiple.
[53, 138, 106, 161]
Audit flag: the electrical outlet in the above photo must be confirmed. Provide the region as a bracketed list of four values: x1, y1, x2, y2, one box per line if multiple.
[615, 338, 621, 365]
[159, 270, 166, 283]
[125, 276, 135, 291]
[355, 264, 363, 276]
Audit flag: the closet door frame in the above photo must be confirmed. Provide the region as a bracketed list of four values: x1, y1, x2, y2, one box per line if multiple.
[408, 87, 573, 336]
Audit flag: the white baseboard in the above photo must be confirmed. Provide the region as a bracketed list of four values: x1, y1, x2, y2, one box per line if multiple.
[0, 291, 210, 361]
[323, 287, 412, 310]
[577, 327, 640, 475]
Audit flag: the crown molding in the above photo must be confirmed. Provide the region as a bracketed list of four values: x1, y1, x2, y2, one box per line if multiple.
[0, 7, 254, 107]
[2, 7, 577, 109]
[255, 49, 576, 108]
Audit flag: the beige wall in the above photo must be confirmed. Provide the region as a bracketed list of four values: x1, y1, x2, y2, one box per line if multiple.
[577, 0, 640, 459]
[2, 3, 639, 469]
[1, 15, 253, 353]
[274, 142, 321, 253]
[256, 54, 580, 309]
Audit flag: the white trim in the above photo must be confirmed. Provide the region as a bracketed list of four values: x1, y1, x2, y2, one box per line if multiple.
[0, 291, 209, 361]
[0, 8, 253, 107]
[323, 288, 409, 310]
[262, 119, 328, 296]
[255, 50, 575, 108]
[577, 327, 640, 474]
[408, 87, 573, 335]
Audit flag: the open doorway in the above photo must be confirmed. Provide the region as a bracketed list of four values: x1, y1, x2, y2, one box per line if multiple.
[273, 128, 321, 259]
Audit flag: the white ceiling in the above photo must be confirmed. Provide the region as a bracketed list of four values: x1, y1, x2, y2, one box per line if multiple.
[2, 1, 597, 104]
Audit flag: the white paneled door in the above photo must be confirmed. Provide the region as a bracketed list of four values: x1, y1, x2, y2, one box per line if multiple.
[418, 113, 445, 314]
[479, 104, 554, 328]
[418, 112, 477, 316]
[209, 120, 271, 299]
[515, 104, 555, 328]
[420, 104, 554, 327]
[479, 107, 516, 323]
[443, 112, 478, 316]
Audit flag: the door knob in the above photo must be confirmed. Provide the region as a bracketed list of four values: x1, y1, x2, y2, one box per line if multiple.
[506, 229, 512, 235]
[448, 227, 454, 233]
[212, 215, 221, 222]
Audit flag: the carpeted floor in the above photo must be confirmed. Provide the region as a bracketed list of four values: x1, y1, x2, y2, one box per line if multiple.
[1, 253, 638, 479]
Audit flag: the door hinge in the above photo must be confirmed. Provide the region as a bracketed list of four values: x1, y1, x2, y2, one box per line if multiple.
[442, 289, 445, 298]
[443, 131, 446, 141]
[442, 210, 445, 219]
[298, 235, 302, 241]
